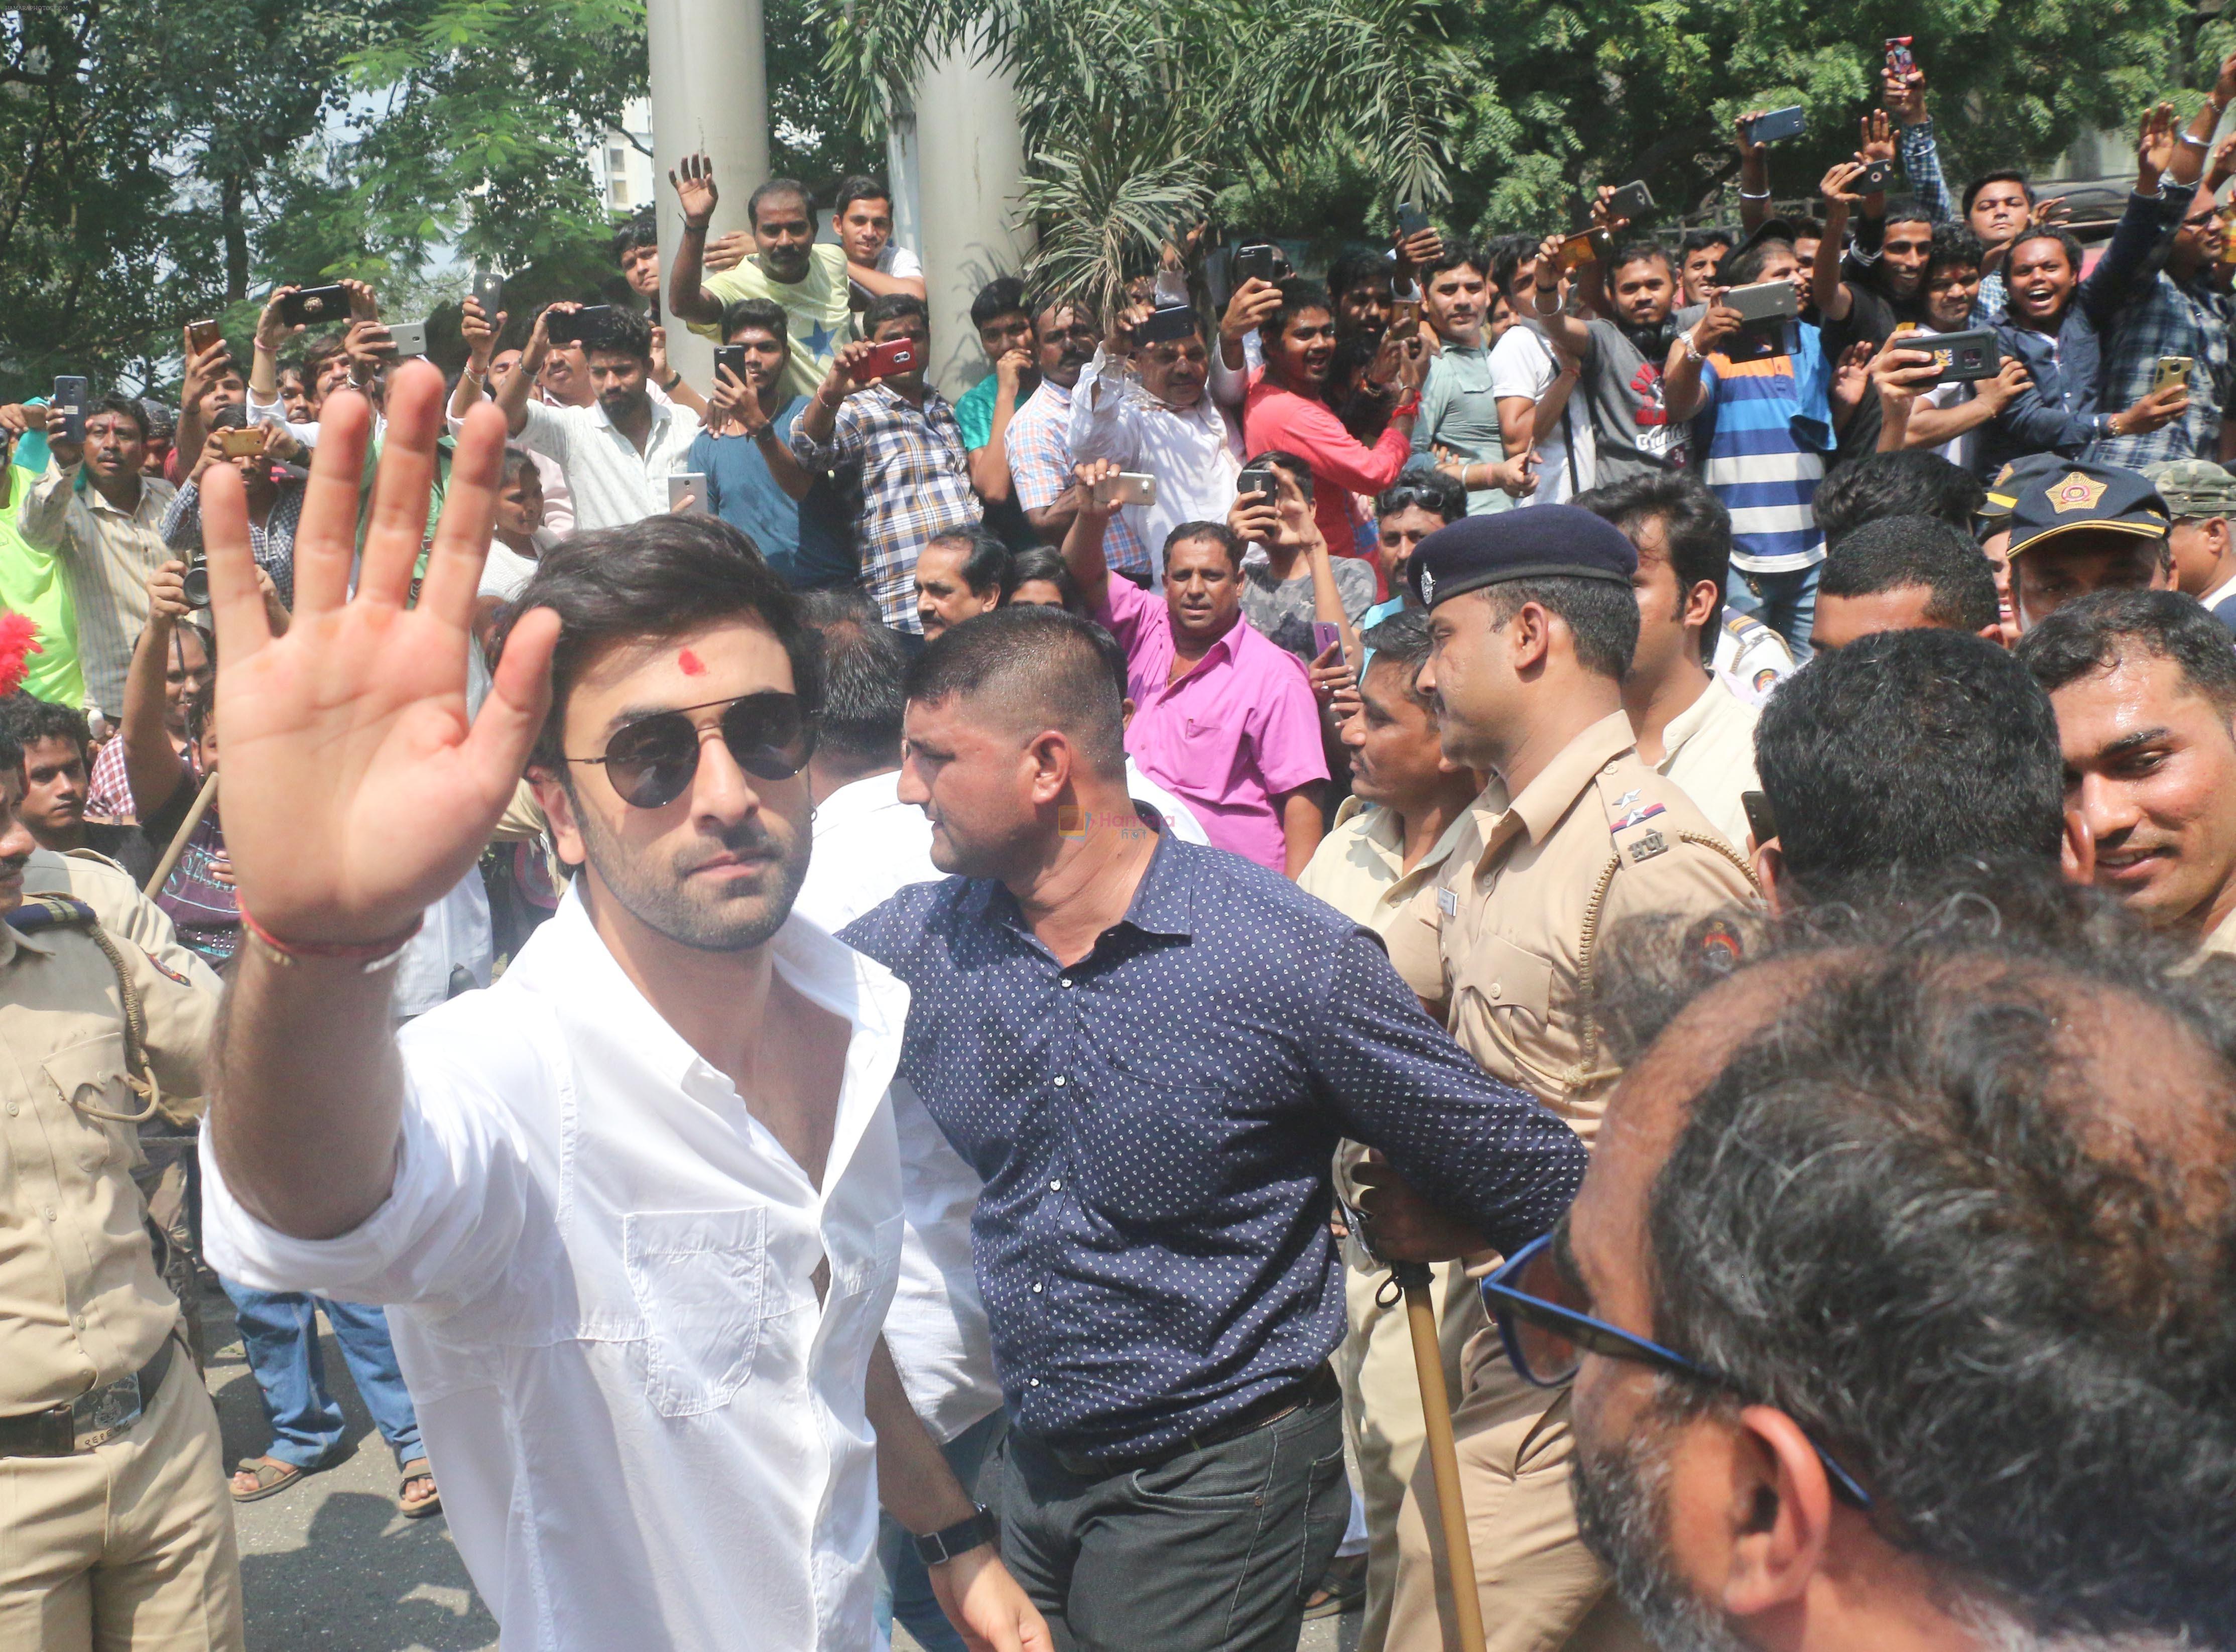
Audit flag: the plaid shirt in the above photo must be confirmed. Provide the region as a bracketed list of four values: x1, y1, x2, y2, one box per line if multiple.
[793, 383, 981, 632]
[161, 475, 304, 607]
[1007, 379, 1151, 578]
[2088, 259, 2233, 469]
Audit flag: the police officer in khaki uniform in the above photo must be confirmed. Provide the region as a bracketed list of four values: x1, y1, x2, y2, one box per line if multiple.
[1362, 507, 1757, 1652]
[0, 731, 243, 1649]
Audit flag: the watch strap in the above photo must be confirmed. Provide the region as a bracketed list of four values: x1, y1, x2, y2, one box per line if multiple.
[913, 1505, 999, 1567]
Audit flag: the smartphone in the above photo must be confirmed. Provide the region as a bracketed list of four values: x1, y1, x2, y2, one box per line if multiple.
[1233, 243, 1282, 285]
[668, 473, 705, 512]
[1725, 279, 1800, 323]
[1856, 157, 1897, 192]
[471, 268, 504, 319]
[51, 376, 89, 444]
[1927, 327, 2001, 384]
[278, 284, 349, 328]
[1389, 284, 1424, 334]
[1136, 302, 1198, 345]
[2155, 355, 2196, 395]
[1742, 105, 1807, 146]
[1557, 229, 1604, 272]
[1312, 621, 1343, 659]
[1741, 789, 1778, 848]
[1885, 36, 1916, 78]
[388, 319, 430, 359]
[1396, 200, 1432, 238]
[1607, 180, 1655, 221]
[546, 304, 616, 346]
[1093, 472, 1158, 509]
[858, 336, 920, 379]
[186, 319, 224, 356]
[713, 343, 749, 385]
[1236, 464, 1278, 502]
[218, 426, 266, 458]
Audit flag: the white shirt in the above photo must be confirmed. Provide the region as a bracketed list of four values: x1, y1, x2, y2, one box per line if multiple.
[516, 395, 701, 532]
[1126, 758, 1212, 844]
[1655, 676, 1762, 852]
[201, 891, 907, 1651]
[874, 241, 924, 281]
[1488, 325, 1595, 503]
[1068, 344, 1248, 577]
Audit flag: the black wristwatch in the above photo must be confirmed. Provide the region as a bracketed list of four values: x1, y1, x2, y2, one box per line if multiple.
[913, 1505, 999, 1567]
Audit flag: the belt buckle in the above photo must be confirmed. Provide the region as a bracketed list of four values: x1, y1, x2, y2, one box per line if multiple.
[69, 1371, 145, 1450]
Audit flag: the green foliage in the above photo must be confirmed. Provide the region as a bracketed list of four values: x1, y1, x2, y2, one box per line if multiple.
[0, 0, 646, 398]
[812, 0, 2202, 302]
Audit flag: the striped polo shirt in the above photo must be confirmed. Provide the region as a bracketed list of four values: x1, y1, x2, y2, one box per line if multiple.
[1695, 324, 1834, 575]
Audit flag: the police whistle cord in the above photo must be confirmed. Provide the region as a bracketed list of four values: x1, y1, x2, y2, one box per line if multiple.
[142, 770, 219, 900]
[1391, 1258, 1488, 1652]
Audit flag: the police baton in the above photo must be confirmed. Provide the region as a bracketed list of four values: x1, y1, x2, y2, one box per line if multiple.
[143, 771, 219, 898]
[1389, 1259, 1487, 1652]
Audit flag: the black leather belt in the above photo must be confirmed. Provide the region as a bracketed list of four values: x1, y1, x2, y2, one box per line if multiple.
[1044, 1364, 1340, 1478]
[0, 1335, 175, 1458]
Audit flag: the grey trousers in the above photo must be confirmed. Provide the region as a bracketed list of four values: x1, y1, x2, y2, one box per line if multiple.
[999, 1378, 1350, 1651]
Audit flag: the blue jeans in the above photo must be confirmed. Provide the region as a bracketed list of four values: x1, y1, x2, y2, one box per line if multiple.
[1725, 561, 1821, 663]
[877, 1408, 1009, 1652]
[222, 1282, 424, 1469]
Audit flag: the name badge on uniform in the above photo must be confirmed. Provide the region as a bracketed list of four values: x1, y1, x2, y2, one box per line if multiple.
[1438, 887, 1458, 916]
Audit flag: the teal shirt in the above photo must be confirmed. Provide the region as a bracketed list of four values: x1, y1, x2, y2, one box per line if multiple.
[953, 373, 1001, 452]
[1409, 342, 1510, 516]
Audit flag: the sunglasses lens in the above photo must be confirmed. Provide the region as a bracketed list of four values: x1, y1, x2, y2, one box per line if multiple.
[719, 694, 814, 781]
[603, 714, 699, 808]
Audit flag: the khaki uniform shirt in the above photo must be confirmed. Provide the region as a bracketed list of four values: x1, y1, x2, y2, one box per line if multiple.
[1655, 678, 1761, 855]
[2198, 904, 2236, 958]
[0, 870, 219, 1413]
[1392, 710, 1757, 1145]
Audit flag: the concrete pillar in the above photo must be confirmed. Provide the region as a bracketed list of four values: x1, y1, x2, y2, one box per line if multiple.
[645, 0, 770, 387]
[910, 38, 1033, 400]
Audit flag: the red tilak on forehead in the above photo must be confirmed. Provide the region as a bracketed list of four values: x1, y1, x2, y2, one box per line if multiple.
[677, 648, 706, 676]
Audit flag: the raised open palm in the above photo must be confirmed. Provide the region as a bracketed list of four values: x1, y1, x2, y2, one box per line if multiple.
[200, 363, 559, 945]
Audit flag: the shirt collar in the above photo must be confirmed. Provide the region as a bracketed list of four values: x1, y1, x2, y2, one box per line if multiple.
[2200, 569, 2236, 612]
[1658, 677, 1725, 755]
[1497, 710, 1637, 851]
[811, 769, 905, 838]
[960, 807, 1193, 948]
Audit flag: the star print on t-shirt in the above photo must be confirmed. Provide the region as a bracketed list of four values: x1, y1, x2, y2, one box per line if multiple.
[804, 320, 836, 359]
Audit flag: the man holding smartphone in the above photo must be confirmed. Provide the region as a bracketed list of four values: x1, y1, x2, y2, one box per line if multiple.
[20, 395, 176, 720]
[792, 294, 981, 633]
[684, 299, 830, 588]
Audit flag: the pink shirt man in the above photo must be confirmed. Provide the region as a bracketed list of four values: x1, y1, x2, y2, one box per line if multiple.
[1095, 575, 1328, 871]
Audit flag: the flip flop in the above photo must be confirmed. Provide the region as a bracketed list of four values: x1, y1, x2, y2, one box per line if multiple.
[231, 1455, 316, 1503]
[398, 1458, 442, 1520]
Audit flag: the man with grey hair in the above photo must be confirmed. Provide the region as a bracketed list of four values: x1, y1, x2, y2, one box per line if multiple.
[2143, 458, 2236, 628]
[1521, 874, 2236, 1652]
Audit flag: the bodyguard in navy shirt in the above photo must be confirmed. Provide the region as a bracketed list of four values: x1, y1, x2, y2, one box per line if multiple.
[841, 607, 1585, 1650]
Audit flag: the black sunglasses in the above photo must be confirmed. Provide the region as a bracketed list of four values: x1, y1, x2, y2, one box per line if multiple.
[1482, 1228, 1876, 1510]
[566, 692, 816, 809]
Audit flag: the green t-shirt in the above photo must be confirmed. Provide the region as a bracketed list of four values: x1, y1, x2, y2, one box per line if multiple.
[952, 372, 1000, 452]
[693, 244, 858, 404]
[0, 461, 83, 706]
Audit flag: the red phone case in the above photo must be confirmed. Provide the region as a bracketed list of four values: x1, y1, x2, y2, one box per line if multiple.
[863, 339, 919, 378]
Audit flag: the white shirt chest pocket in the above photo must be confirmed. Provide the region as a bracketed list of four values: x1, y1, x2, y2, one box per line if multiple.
[622, 1208, 771, 1419]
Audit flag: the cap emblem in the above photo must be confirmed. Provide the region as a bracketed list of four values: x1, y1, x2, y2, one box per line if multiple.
[2049, 471, 2109, 515]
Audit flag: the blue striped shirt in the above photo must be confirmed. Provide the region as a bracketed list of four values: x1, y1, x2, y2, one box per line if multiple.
[1693, 323, 1834, 574]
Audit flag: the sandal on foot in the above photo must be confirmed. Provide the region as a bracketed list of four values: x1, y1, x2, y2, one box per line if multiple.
[398, 1458, 442, 1519]
[231, 1455, 315, 1503]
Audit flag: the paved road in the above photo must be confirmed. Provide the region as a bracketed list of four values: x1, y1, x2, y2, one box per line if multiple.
[205, 1283, 1359, 1651]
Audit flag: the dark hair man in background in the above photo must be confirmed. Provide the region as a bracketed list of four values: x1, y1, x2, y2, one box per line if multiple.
[1809, 516, 2003, 653]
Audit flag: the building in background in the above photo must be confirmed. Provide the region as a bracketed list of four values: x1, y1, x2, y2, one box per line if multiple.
[592, 98, 658, 215]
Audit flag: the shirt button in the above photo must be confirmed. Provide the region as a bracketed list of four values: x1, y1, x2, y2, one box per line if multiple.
[4, 1100, 17, 1115]
[1053, 1075, 1067, 1087]
[1060, 978, 1073, 989]
[43, 1206, 56, 1222]
[1032, 1282, 1044, 1294]
[1049, 1179, 1062, 1191]
[1030, 1377, 1042, 1387]
[1489, 982, 1505, 1000]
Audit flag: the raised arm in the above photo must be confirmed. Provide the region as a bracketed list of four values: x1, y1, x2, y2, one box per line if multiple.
[707, 360, 812, 502]
[1812, 163, 1866, 321]
[205, 366, 559, 1240]
[1734, 113, 1772, 235]
[1522, 234, 1594, 357]
[666, 152, 728, 329]
[452, 297, 508, 426]
[173, 328, 235, 482]
[120, 563, 199, 823]
[498, 304, 571, 440]
[972, 347, 1032, 502]
[1059, 458, 1119, 614]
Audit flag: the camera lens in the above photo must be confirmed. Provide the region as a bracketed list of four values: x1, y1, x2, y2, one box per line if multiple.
[182, 567, 210, 609]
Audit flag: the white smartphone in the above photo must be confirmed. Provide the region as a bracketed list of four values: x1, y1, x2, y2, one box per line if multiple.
[388, 319, 430, 359]
[669, 472, 705, 512]
[1094, 471, 1158, 508]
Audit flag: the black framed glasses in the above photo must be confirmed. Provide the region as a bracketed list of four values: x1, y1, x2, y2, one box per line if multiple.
[1481, 1228, 1876, 1510]
[565, 692, 816, 809]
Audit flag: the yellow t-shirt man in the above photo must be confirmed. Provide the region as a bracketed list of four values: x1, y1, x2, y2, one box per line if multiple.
[691, 244, 857, 404]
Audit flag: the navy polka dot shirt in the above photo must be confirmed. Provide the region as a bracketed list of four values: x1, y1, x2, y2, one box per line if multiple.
[842, 828, 1587, 1460]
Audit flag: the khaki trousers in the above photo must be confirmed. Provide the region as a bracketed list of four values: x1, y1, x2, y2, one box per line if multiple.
[1382, 1333, 1647, 1652]
[1333, 1233, 1478, 1652]
[0, 1340, 244, 1651]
